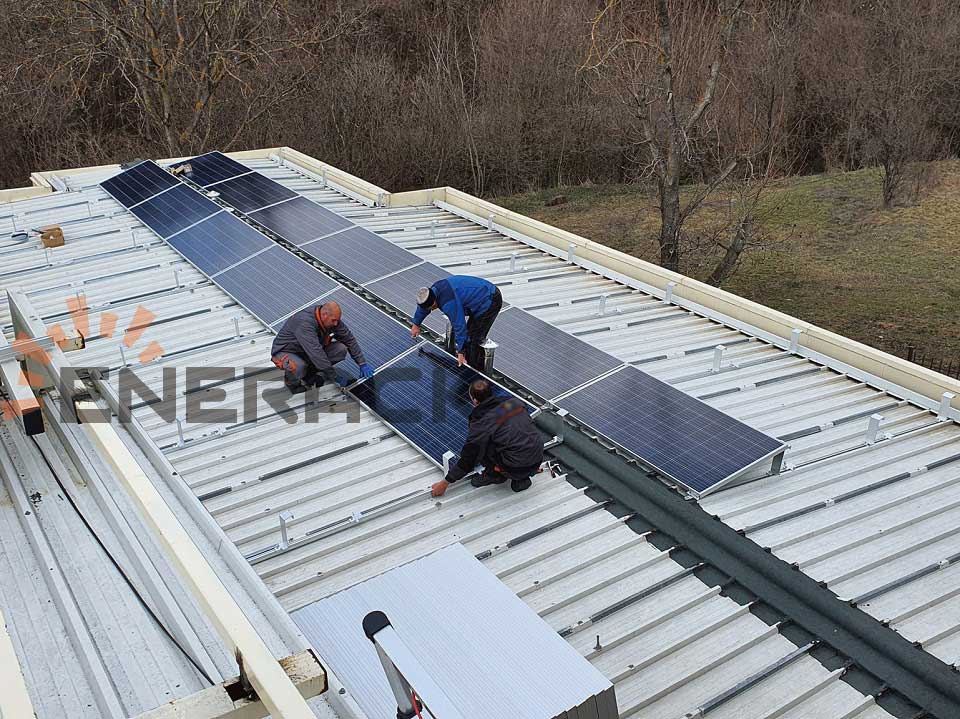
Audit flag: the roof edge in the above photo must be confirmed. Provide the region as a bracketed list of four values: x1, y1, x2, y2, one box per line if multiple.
[391, 184, 959, 413]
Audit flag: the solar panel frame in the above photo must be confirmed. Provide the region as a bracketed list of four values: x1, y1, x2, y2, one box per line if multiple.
[128, 184, 221, 239]
[250, 196, 354, 246]
[215, 246, 339, 326]
[349, 343, 535, 465]
[166, 211, 273, 276]
[168, 151, 250, 187]
[364, 262, 452, 334]
[209, 172, 298, 214]
[557, 365, 785, 497]
[301, 226, 421, 284]
[101, 161, 179, 207]
[487, 308, 624, 400]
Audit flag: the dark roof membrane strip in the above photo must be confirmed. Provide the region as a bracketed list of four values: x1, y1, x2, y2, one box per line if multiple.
[537, 410, 960, 719]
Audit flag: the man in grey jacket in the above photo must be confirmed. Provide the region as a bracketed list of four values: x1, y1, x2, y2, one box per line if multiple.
[271, 301, 374, 393]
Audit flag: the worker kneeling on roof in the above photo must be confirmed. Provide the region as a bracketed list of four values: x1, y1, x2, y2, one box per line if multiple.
[432, 379, 543, 497]
[271, 301, 374, 394]
[411, 275, 502, 368]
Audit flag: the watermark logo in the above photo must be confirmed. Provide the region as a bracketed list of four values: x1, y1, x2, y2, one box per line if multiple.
[3, 296, 470, 439]
[3, 295, 164, 421]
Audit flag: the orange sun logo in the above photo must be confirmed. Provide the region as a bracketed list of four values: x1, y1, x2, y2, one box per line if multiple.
[2, 294, 165, 421]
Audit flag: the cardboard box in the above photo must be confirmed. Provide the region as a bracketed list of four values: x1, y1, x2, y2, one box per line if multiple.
[39, 224, 64, 248]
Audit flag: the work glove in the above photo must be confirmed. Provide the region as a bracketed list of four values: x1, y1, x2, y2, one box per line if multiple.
[358, 363, 374, 379]
[337, 376, 352, 388]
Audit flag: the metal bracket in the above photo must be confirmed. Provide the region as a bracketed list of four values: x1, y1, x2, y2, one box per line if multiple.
[278, 511, 295, 550]
[712, 345, 725, 374]
[481, 340, 498, 374]
[939, 392, 956, 421]
[442, 451, 455, 476]
[789, 328, 804, 355]
[865, 414, 884, 445]
[444, 319, 456, 354]
[664, 281, 677, 304]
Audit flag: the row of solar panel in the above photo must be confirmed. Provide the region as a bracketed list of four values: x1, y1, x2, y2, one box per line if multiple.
[174, 153, 785, 494]
[100, 160, 533, 465]
[173, 152, 426, 285]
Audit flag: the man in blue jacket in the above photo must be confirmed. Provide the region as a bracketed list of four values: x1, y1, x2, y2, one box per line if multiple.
[271, 301, 374, 393]
[411, 275, 502, 367]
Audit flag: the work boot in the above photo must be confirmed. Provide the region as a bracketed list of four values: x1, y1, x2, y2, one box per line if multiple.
[471, 468, 507, 488]
[511, 478, 532, 493]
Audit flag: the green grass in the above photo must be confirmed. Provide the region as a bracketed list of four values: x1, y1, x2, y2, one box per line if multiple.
[494, 161, 960, 357]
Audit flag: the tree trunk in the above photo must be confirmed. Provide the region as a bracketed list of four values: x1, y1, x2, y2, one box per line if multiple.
[706, 216, 750, 286]
[658, 176, 682, 271]
[881, 157, 899, 209]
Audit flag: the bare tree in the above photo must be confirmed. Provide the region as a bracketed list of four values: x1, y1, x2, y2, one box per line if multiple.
[804, 0, 957, 208]
[582, 0, 793, 277]
[33, 0, 356, 157]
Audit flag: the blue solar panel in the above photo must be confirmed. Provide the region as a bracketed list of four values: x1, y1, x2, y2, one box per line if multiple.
[302, 226, 420, 284]
[170, 151, 249, 187]
[486, 308, 623, 400]
[365, 262, 451, 334]
[284, 288, 418, 380]
[166, 212, 272, 276]
[209, 172, 298, 214]
[250, 196, 353, 245]
[128, 184, 220, 238]
[216, 246, 338, 325]
[349, 343, 533, 465]
[101, 161, 179, 207]
[558, 366, 784, 496]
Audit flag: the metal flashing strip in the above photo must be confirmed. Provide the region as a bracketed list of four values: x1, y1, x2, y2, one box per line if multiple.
[538, 409, 960, 718]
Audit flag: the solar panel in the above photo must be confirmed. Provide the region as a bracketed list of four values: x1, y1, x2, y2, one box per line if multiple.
[557, 365, 784, 497]
[487, 308, 623, 400]
[364, 262, 452, 334]
[169, 151, 249, 187]
[128, 184, 220, 239]
[101, 161, 179, 207]
[302, 226, 420, 284]
[250, 196, 353, 245]
[166, 211, 272, 276]
[282, 287, 418, 379]
[215, 246, 338, 325]
[208, 172, 298, 214]
[349, 343, 532, 465]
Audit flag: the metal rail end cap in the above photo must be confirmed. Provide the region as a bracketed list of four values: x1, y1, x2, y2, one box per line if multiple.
[363, 610, 391, 641]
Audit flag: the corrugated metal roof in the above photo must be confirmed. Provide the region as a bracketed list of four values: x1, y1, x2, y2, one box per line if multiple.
[6, 152, 954, 717]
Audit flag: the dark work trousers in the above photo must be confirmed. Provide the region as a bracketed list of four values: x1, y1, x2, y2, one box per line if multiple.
[463, 289, 503, 369]
[272, 342, 348, 389]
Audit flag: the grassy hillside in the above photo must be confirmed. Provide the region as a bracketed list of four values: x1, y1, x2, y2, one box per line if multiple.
[495, 161, 960, 358]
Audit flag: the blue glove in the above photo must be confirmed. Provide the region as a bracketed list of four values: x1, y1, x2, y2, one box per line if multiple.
[336, 376, 352, 388]
[359, 363, 375, 379]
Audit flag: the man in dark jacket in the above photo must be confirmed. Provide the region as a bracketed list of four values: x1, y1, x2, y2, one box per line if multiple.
[271, 301, 374, 393]
[411, 275, 502, 368]
[431, 379, 543, 497]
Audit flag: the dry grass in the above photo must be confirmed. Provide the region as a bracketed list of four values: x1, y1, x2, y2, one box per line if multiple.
[494, 161, 960, 357]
